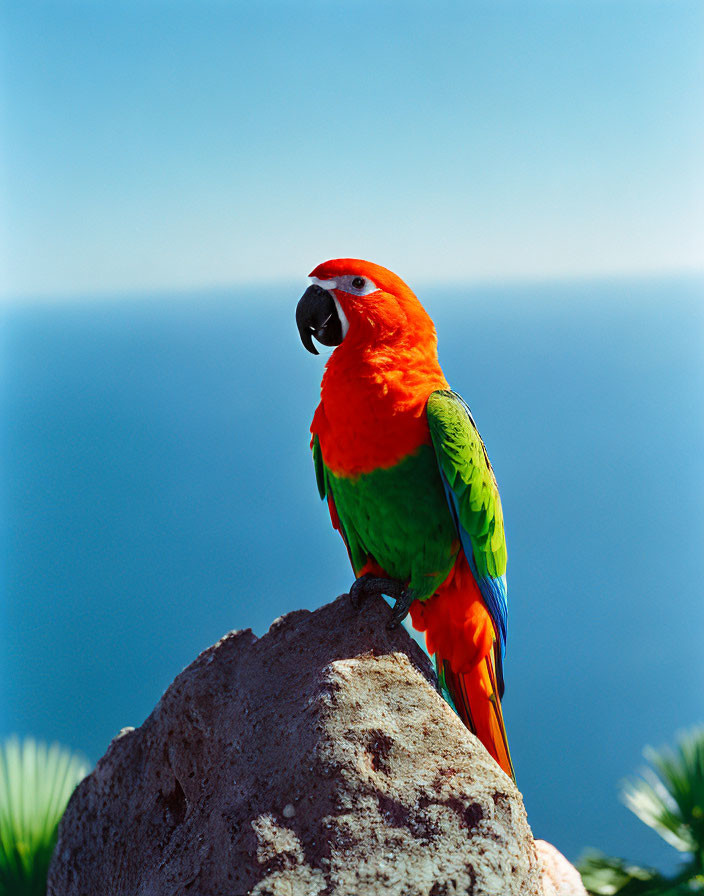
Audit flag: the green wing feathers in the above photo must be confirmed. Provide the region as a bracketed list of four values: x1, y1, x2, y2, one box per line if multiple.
[426, 390, 507, 580]
[312, 433, 326, 500]
[312, 433, 356, 566]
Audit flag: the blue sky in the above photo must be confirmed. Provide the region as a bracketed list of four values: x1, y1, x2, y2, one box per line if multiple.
[1, 0, 703, 298]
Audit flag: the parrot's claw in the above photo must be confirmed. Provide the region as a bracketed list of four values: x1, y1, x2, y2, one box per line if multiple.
[348, 574, 414, 628]
[349, 574, 406, 610]
[386, 589, 416, 630]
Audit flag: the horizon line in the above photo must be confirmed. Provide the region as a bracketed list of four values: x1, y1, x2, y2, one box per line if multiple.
[2, 265, 703, 307]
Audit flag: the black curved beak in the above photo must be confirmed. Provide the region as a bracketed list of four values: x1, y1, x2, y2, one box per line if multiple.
[296, 284, 343, 355]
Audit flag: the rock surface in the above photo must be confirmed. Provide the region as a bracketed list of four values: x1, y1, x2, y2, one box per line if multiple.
[50, 593, 556, 895]
[536, 840, 588, 896]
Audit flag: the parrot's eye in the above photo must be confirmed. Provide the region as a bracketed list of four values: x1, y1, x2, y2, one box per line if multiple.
[337, 275, 378, 296]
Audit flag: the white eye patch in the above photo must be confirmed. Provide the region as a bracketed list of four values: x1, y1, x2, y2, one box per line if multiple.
[335, 274, 378, 297]
[309, 276, 338, 290]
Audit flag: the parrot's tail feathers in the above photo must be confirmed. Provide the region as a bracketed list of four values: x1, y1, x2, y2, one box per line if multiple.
[437, 648, 515, 781]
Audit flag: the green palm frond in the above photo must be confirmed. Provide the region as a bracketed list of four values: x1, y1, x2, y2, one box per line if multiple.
[578, 852, 696, 896]
[0, 737, 89, 896]
[623, 729, 704, 855]
[579, 728, 704, 896]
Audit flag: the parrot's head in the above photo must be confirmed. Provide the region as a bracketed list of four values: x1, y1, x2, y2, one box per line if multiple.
[296, 258, 436, 356]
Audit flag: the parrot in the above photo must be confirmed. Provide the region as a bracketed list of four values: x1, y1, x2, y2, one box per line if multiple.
[296, 258, 514, 780]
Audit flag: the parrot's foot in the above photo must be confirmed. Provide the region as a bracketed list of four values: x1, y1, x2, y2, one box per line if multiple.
[349, 574, 405, 608]
[386, 588, 416, 630]
[348, 574, 414, 629]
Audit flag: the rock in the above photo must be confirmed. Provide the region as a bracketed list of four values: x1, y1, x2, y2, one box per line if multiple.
[49, 592, 551, 895]
[536, 840, 588, 896]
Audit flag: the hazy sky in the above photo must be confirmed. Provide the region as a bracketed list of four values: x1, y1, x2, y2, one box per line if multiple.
[2, 0, 703, 299]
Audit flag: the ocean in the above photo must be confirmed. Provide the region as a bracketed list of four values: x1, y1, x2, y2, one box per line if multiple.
[2, 276, 703, 869]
